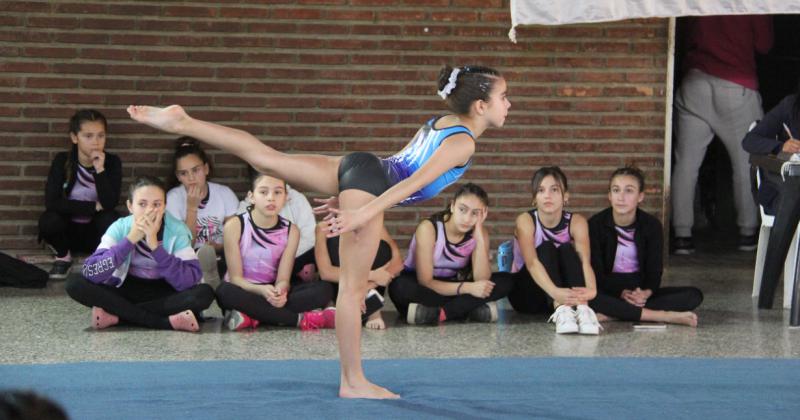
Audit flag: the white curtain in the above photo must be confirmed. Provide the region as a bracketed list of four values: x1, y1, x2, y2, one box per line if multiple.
[509, 0, 800, 41]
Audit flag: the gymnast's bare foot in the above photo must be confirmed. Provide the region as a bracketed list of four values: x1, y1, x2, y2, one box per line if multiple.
[339, 379, 399, 399]
[127, 105, 190, 134]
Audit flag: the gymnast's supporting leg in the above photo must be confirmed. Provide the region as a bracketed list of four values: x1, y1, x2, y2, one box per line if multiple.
[335, 188, 398, 399]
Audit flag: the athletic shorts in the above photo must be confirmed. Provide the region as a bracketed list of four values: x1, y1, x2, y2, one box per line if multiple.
[337, 152, 393, 197]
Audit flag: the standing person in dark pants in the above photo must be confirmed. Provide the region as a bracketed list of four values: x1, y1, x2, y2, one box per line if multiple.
[671, 15, 772, 254]
[589, 167, 702, 326]
[39, 109, 121, 279]
[742, 91, 800, 308]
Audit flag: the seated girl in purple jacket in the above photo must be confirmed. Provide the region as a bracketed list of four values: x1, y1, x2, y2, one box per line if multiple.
[65, 176, 214, 332]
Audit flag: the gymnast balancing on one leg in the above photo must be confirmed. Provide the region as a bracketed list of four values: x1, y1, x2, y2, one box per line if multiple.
[128, 64, 510, 399]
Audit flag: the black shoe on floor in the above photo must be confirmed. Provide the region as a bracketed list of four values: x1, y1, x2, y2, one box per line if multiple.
[49, 259, 72, 280]
[406, 303, 440, 325]
[467, 302, 498, 323]
[673, 237, 695, 255]
[361, 289, 385, 323]
[738, 234, 758, 252]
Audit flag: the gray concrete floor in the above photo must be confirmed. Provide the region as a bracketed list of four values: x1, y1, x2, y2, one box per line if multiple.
[2, 236, 799, 365]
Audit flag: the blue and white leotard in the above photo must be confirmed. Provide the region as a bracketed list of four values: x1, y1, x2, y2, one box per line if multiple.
[381, 117, 474, 206]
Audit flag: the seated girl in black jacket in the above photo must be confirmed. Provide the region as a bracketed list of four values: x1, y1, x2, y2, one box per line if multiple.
[39, 110, 122, 279]
[588, 167, 702, 327]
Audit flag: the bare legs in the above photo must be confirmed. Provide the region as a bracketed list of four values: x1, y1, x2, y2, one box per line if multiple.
[127, 105, 341, 195]
[596, 309, 698, 327]
[336, 189, 399, 399]
[640, 309, 698, 327]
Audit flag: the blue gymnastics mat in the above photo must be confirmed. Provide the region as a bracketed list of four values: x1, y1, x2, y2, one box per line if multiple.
[2, 357, 798, 419]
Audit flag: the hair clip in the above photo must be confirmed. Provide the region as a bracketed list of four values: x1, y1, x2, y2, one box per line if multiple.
[437, 68, 461, 99]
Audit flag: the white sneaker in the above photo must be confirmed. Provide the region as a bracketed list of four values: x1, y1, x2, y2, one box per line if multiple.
[575, 304, 602, 335]
[548, 305, 578, 334]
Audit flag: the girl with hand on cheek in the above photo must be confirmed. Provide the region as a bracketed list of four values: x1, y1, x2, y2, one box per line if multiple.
[389, 183, 513, 325]
[65, 176, 214, 332]
[39, 109, 122, 280]
[166, 138, 239, 288]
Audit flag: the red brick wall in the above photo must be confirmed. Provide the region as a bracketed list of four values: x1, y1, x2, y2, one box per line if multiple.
[0, 0, 669, 251]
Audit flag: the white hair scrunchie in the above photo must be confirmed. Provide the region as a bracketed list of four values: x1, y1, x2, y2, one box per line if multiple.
[437, 68, 461, 99]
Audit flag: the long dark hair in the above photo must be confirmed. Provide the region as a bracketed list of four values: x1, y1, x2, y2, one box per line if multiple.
[168, 136, 213, 189]
[430, 182, 489, 225]
[437, 65, 501, 115]
[64, 109, 107, 189]
[530, 166, 569, 207]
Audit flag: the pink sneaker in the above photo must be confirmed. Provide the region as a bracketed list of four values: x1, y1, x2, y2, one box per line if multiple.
[300, 309, 335, 331]
[224, 310, 260, 331]
[91, 307, 119, 330]
[322, 307, 336, 328]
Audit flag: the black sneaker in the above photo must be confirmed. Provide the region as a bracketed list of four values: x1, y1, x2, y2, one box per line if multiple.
[467, 302, 498, 323]
[361, 289, 385, 323]
[49, 259, 72, 280]
[738, 234, 758, 252]
[406, 303, 440, 325]
[673, 237, 695, 255]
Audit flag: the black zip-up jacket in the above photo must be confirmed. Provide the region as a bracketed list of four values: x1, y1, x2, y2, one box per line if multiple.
[742, 94, 797, 156]
[44, 150, 122, 217]
[742, 94, 798, 211]
[588, 207, 663, 292]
